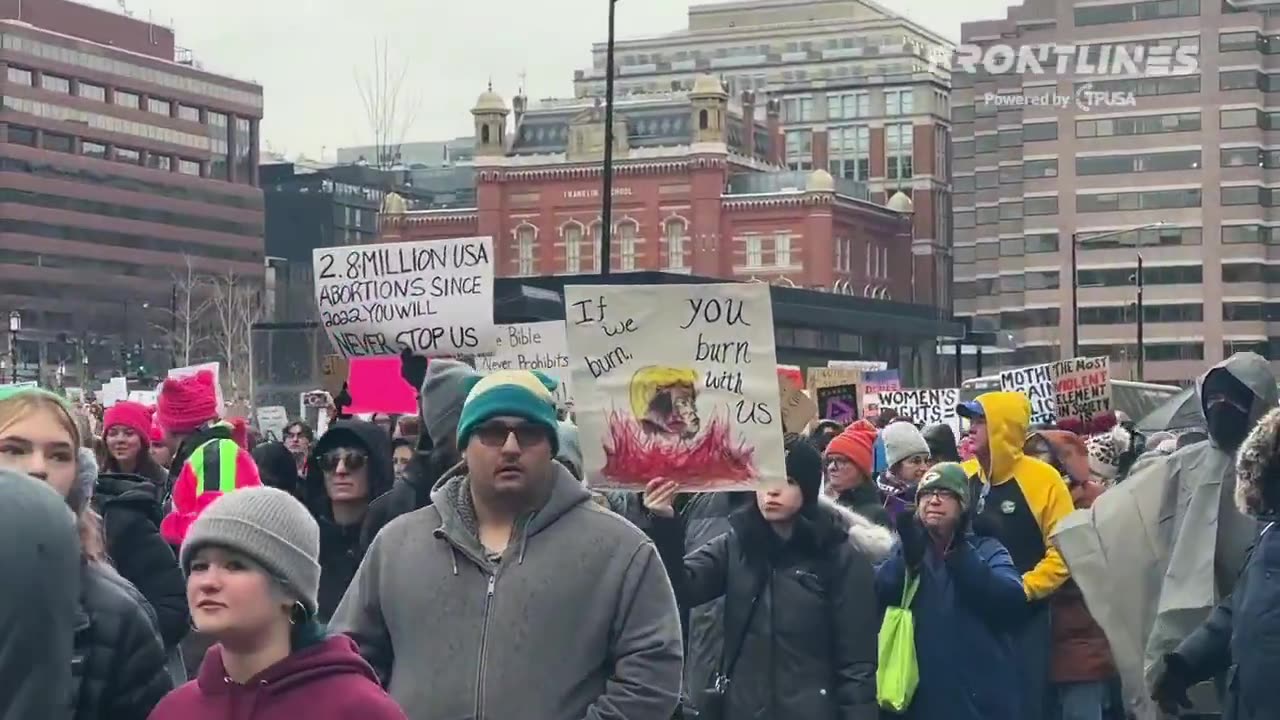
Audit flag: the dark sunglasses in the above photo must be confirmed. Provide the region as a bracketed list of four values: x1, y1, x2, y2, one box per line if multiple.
[319, 448, 367, 472]
[473, 422, 549, 448]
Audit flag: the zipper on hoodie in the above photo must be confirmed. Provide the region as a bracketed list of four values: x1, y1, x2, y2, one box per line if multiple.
[474, 572, 496, 719]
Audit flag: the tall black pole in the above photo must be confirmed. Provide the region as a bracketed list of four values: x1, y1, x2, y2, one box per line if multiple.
[1135, 253, 1144, 381]
[170, 283, 178, 369]
[1070, 232, 1079, 358]
[599, 0, 617, 276]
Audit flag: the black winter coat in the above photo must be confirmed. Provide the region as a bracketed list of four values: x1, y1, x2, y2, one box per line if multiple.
[649, 502, 880, 720]
[359, 445, 457, 551]
[71, 564, 172, 720]
[91, 473, 189, 649]
[1174, 522, 1280, 720]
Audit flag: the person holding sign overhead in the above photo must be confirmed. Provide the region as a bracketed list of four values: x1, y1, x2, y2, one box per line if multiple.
[957, 393, 1075, 720]
[330, 369, 683, 720]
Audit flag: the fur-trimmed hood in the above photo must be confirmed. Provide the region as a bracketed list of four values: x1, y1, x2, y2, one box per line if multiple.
[819, 494, 897, 562]
[1235, 405, 1280, 517]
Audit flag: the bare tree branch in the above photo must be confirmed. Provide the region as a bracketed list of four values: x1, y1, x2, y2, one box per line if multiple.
[206, 269, 266, 403]
[149, 255, 215, 368]
[354, 38, 421, 170]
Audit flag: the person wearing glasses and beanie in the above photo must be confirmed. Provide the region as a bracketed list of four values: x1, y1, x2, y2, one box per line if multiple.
[148, 486, 406, 720]
[303, 420, 394, 621]
[331, 370, 683, 720]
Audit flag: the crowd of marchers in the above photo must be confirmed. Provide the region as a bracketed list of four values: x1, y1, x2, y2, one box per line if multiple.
[0, 351, 1275, 720]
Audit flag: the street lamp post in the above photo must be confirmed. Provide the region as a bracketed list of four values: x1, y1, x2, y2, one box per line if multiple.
[1070, 221, 1166, 359]
[1135, 253, 1145, 381]
[599, 0, 618, 277]
[7, 311, 20, 385]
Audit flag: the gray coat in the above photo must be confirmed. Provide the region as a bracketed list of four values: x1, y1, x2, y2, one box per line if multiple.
[330, 461, 684, 720]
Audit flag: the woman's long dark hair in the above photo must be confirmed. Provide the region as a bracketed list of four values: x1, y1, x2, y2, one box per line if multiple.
[103, 449, 169, 488]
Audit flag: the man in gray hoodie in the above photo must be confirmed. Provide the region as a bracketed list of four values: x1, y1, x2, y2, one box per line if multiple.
[332, 369, 683, 720]
[0, 469, 81, 720]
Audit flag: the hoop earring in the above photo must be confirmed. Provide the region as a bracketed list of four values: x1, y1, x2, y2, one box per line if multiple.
[288, 601, 307, 626]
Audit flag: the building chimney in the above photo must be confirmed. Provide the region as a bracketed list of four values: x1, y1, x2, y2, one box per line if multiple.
[741, 91, 756, 159]
[766, 98, 782, 166]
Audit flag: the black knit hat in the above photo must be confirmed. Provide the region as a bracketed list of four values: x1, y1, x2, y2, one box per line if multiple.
[785, 435, 824, 507]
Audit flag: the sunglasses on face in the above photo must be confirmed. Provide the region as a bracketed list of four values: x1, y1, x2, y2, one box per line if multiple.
[473, 422, 549, 449]
[320, 448, 367, 472]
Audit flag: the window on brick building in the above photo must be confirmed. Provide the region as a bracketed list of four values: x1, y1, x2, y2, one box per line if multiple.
[619, 221, 638, 271]
[774, 232, 791, 267]
[830, 126, 870, 181]
[785, 130, 812, 171]
[745, 234, 763, 267]
[517, 225, 535, 275]
[665, 219, 686, 270]
[565, 223, 583, 273]
[592, 224, 603, 272]
[886, 123, 913, 179]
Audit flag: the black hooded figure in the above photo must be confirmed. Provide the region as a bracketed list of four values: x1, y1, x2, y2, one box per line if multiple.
[922, 423, 962, 464]
[304, 420, 395, 620]
[251, 441, 305, 501]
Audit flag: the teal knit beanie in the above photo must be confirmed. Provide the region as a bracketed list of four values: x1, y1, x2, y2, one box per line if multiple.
[457, 370, 561, 454]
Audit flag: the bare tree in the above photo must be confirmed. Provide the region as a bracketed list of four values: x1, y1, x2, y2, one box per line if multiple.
[207, 270, 265, 402]
[354, 38, 421, 169]
[151, 255, 215, 368]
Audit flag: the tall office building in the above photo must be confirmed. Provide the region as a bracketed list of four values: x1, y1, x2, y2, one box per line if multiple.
[572, 0, 956, 308]
[955, 0, 1280, 383]
[0, 0, 263, 382]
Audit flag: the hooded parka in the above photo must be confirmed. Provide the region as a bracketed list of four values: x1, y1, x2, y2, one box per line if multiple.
[649, 497, 889, 720]
[304, 420, 394, 620]
[1053, 352, 1277, 719]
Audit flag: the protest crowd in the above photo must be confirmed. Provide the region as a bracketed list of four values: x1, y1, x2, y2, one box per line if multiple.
[1, 260, 1276, 720]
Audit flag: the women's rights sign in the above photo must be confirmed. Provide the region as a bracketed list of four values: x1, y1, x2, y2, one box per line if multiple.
[312, 236, 497, 358]
[564, 283, 785, 491]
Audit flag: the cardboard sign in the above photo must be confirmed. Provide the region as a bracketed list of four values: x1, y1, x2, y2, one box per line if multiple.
[1000, 363, 1056, 424]
[808, 367, 861, 392]
[1053, 356, 1111, 421]
[256, 405, 289, 442]
[815, 384, 859, 424]
[312, 236, 497, 358]
[779, 378, 818, 434]
[564, 283, 785, 491]
[475, 321, 573, 408]
[320, 355, 349, 398]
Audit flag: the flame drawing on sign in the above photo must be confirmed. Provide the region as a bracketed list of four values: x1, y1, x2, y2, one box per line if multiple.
[603, 410, 757, 487]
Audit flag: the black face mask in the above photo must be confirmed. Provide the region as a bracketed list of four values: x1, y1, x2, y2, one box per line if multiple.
[1205, 402, 1250, 451]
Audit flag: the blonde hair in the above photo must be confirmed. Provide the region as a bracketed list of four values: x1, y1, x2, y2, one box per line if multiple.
[628, 366, 698, 419]
[0, 392, 81, 449]
[71, 410, 95, 449]
[79, 508, 108, 564]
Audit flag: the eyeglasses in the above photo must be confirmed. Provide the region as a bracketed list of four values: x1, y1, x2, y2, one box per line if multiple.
[473, 423, 549, 449]
[826, 457, 853, 469]
[320, 448, 367, 472]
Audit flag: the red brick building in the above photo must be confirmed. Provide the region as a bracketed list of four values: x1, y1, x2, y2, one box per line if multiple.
[382, 76, 927, 304]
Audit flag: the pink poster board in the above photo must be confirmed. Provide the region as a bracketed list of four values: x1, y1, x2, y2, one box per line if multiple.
[345, 357, 417, 415]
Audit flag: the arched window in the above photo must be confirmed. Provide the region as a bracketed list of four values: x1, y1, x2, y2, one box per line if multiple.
[481, 125, 491, 144]
[564, 223, 583, 273]
[664, 219, 686, 270]
[516, 225, 535, 275]
[699, 109, 709, 130]
[618, 221, 638, 272]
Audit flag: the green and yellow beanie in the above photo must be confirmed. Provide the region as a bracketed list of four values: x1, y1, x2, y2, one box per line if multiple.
[917, 461, 971, 509]
[456, 370, 561, 454]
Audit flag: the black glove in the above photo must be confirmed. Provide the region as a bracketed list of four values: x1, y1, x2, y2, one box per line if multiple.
[896, 509, 926, 569]
[400, 348, 428, 393]
[1151, 652, 1193, 715]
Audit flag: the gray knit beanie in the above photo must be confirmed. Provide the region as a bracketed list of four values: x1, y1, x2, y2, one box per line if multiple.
[882, 421, 931, 470]
[179, 486, 322, 616]
[421, 359, 481, 447]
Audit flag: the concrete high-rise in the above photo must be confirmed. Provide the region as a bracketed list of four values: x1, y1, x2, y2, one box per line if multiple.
[954, 0, 1279, 383]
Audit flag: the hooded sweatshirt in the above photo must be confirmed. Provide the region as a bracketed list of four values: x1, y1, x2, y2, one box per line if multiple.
[329, 462, 684, 720]
[1053, 352, 1277, 718]
[304, 420, 395, 621]
[0, 471, 81, 720]
[961, 391, 1075, 600]
[147, 635, 406, 720]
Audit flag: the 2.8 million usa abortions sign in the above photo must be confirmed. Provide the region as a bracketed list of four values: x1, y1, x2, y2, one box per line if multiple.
[313, 237, 498, 358]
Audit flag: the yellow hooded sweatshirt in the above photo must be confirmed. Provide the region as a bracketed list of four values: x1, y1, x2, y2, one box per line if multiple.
[961, 391, 1074, 601]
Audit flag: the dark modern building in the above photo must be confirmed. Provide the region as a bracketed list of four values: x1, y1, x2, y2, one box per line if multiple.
[261, 162, 434, 322]
[0, 0, 264, 384]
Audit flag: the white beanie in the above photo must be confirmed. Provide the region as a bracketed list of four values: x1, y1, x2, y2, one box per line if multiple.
[882, 421, 931, 469]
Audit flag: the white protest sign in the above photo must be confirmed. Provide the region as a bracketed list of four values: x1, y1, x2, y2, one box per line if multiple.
[167, 362, 223, 409]
[127, 390, 157, 405]
[475, 322, 574, 408]
[828, 359, 888, 372]
[877, 388, 961, 432]
[565, 283, 785, 491]
[256, 405, 289, 442]
[313, 236, 497, 358]
[1000, 363, 1056, 424]
[99, 377, 128, 408]
[1053, 356, 1111, 422]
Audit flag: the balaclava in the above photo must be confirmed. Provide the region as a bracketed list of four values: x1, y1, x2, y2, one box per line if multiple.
[1202, 368, 1255, 451]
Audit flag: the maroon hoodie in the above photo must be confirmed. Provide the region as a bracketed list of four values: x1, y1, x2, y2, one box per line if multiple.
[147, 635, 406, 720]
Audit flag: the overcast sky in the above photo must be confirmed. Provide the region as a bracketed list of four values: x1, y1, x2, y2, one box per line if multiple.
[85, 0, 1012, 159]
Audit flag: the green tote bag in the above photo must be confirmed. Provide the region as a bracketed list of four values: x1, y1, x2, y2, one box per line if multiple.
[876, 572, 921, 712]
